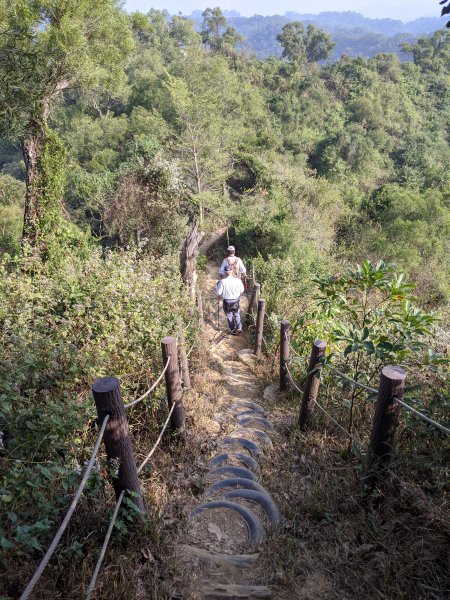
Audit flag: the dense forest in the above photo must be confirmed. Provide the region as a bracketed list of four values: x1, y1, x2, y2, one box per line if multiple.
[0, 2, 449, 598]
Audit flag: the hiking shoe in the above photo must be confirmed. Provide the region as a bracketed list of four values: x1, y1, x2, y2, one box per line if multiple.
[236, 327, 243, 334]
[230, 329, 237, 335]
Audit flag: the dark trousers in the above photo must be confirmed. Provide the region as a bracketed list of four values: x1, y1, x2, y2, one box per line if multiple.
[223, 298, 241, 332]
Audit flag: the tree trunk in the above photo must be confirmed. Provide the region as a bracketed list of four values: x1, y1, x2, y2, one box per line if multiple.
[180, 217, 203, 302]
[21, 126, 46, 250]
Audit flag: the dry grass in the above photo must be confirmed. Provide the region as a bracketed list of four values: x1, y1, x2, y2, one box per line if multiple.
[252, 361, 450, 600]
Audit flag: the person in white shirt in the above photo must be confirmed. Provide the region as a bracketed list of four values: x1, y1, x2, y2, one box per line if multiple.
[216, 264, 245, 334]
[219, 246, 246, 279]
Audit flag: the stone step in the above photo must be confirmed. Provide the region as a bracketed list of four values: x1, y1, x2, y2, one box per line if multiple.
[181, 544, 259, 569]
[201, 584, 272, 598]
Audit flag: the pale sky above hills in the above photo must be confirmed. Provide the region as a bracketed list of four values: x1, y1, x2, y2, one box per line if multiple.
[125, 1, 439, 21]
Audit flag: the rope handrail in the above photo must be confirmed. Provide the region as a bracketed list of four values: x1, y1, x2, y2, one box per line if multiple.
[186, 340, 196, 358]
[20, 415, 110, 600]
[395, 397, 450, 436]
[323, 364, 378, 394]
[285, 361, 360, 444]
[85, 402, 176, 599]
[313, 399, 361, 446]
[288, 344, 309, 360]
[137, 403, 175, 474]
[124, 357, 171, 410]
[285, 363, 304, 395]
[323, 364, 450, 435]
[84, 490, 125, 600]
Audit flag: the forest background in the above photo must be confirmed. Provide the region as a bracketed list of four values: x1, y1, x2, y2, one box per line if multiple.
[0, 2, 449, 598]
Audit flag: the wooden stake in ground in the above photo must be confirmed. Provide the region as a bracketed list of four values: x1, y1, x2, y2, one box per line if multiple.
[177, 318, 191, 390]
[365, 365, 406, 492]
[92, 377, 144, 511]
[279, 320, 290, 392]
[246, 283, 260, 326]
[161, 336, 186, 434]
[299, 340, 327, 430]
[254, 299, 265, 357]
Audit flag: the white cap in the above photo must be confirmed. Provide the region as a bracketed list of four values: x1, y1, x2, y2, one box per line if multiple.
[227, 245, 235, 253]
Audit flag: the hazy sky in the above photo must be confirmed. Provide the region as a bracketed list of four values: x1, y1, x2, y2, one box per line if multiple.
[125, 1, 439, 21]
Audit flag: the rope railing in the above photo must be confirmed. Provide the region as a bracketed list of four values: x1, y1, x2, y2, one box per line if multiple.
[395, 396, 450, 436]
[322, 363, 450, 435]
[124, 357, 171, 410]
[20, 317, 199, 599]
[285, 362, 303, 395]
[20, 415, 110, 600]
[323, 364, 378, 394]
[137, 403, 176, 474]
[85, 402, 176, 599]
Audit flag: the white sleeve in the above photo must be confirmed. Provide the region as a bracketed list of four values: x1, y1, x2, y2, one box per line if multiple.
[239, 280, 244, 295]
[216, 281, 224, 296]
[219, 259, 227, 275]
[238, 259, 246, 274]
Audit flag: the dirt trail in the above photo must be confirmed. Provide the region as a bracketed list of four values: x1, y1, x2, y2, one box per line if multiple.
[177, 242, 280, 599]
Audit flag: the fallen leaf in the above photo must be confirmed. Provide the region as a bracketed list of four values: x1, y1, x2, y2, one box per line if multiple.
[141, 547, 155, 562]
[207, 522, 225, 541]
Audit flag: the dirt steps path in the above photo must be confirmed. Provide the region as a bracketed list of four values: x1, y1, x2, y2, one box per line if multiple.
[178, 253, 280, 599]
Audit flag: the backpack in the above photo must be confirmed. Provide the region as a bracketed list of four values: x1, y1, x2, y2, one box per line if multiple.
[226, 256, 241, 278]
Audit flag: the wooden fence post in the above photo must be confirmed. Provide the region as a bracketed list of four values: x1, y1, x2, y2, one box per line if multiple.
[92, 377, 144, 512]
[279, 320, 290, 392]
[197, 289, 204, 329]
[161, 336, 186, 434]
[254, 299, 265, 357]
[364, 365, 406, 492]
[246, 283, 260, 325]
[177, 318, 191, 391]
[299, 340, 327, 430]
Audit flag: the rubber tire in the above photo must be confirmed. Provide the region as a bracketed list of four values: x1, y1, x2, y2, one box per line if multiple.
[223, 489, 280, 527]
[190, 500, 266, 545]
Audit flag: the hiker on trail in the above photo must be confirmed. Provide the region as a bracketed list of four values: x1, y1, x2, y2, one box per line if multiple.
[216, 264, 244, 335]
[219, 246, 246, 279]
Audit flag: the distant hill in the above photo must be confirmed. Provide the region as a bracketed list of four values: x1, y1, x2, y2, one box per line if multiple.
[188, 10, 444, 60]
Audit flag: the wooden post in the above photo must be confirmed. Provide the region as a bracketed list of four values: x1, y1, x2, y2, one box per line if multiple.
[299, 340, 327, 430]
[197, 289, 204, 329]
[246, 283, 260, 325]
[177, 318, 191, 390]
[251, 266, 256, 286]
[226, 228, 230, 248]
[92, 377, 144, 512]
[161, 336, 185, 434]
[279, 320, 290, 392]
[254, 299, 265, 356]
[365, 366, 406, 491]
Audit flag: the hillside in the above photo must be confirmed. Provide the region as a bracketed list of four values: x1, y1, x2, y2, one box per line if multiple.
[0, 3, 449, 599]
[187, 10, 444, 59]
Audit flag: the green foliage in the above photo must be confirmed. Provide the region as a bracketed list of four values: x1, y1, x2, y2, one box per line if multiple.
[0, 247, 192, 559]
[34, 129, 66, 257]
[0, 175, 25, 255]
[277, 22, 335, 65]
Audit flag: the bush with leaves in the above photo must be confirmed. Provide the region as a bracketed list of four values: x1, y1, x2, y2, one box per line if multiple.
[288, 261, 448, 445]
[0, 247, 193, 563]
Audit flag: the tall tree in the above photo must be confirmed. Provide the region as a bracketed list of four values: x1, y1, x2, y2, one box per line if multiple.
[0, 0, 134, 252]
[277, 22, 335, 66]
